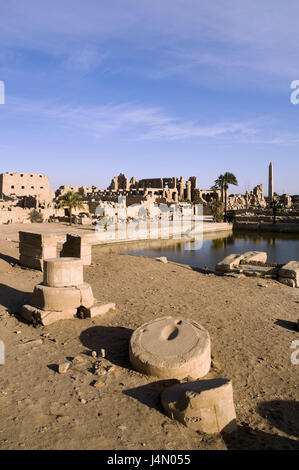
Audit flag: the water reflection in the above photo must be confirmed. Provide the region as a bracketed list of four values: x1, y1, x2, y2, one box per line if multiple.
[108, 230, 299, 270]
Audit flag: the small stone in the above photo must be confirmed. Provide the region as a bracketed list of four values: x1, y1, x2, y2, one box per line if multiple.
[91, 351, 97, 358]
[156, 257, 168, 264]
[93, 380, 105, 389]
[80, 398, 87, 404]
[117, 425, 127, 431]
[100, 349, 106, 358]
[20, 339, 43, 346]
[58, 362, 70, 374]
[72, 355, 85, 363]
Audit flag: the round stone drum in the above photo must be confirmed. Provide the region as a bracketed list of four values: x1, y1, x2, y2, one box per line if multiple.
[43, 257, 84, 288]
[129, 316, 211, 379]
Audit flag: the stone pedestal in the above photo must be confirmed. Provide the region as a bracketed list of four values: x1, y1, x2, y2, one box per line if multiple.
[21, 257, 115, 325]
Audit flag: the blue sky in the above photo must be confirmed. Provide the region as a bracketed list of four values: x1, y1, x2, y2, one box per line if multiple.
[0, 0, 298, 194]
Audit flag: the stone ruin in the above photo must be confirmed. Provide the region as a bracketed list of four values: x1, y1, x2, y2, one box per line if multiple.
[60, 234, 92, 266]
[19, 231, 93, 271]
[21, 257, 115, 326]
[227, 184, 267, 211]
[19, 232, 58, 270]
[129, 316, 237, 434]
[215, 251, 299, 287]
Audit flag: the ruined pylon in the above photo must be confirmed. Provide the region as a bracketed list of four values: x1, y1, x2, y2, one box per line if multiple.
[21, 257, 115, 325]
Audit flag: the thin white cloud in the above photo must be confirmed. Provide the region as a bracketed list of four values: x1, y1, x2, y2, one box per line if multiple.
[1, 1, 299, 84]
[65, 48, 107, 71]
[5, 97, 258, 141]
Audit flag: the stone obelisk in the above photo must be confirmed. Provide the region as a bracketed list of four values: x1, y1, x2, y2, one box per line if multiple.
[268, 162, 274, 200]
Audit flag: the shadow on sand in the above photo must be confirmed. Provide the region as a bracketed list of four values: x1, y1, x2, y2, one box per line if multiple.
[79, 325, 133, 369]
[0, 283, 32, 316]
[0, 252, 19, 265]
[275, 319, 299, 332]
[123, 379, 180, 413]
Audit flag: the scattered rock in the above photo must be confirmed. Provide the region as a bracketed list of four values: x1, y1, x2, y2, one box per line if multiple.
[117, 425, 127, 431]
[72, 355, 85, 364]
[20, 339, 43, 347]
[156, 257, 168, 264]
[91, 351, 97, 358]
[100, 349, 106, 358]
[58, 362, 70, 374]
[93, 380, 105, 389]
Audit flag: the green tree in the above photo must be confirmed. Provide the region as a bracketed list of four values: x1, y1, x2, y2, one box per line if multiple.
[214, 172, 238, 221]
[59, 191, 84, 226]
[210, 200, 224, 222]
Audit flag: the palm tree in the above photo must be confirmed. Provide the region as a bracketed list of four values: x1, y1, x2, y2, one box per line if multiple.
[59, 191, 85, 226]
[214, 172, 238, 221]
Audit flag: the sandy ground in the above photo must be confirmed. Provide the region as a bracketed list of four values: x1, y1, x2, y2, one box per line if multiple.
[0, 233, 298, 450]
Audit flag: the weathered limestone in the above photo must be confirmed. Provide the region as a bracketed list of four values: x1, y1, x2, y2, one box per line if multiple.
[77, 302, 116, 319]
[161, 378, 237, 434]
[60, 234, 92, 266]
[129, 316, 211, 379]
[21, 304, 77, 326]
[155, 257, 168, 264]
[43, 257, 83, 287]
[21, 258, 115, 325]
[31, 282, 94, 311]
[215, 252, 299, 287]
[242, 251, 267, 264]
[215, 254, 244, 273]
[19, 232, 58, 270]
[278, 261, 299, 288]
[215, 251, 267, 274]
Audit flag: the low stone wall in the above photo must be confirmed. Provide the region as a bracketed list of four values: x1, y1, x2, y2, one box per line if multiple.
[234, 221, 299, 233]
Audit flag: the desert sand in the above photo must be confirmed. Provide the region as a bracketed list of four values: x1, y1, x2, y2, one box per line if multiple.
[0, 229, 298, 450]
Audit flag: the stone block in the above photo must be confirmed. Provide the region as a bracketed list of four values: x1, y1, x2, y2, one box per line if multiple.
[215, 254, 244, 272]
[78, 283, 94, 308]
[60, 234, 92, 266]
[278, 277, 296, 288]
[21, 304, 77, 326]
[242, 251, 267, 263]
[161, 378, 237, 434]
[129, 316, 211, 380]
[19, 232, 59, 271]
[77, 302, 116, 319]
[19, 254, 43, 270]
[279, 261, 299, 282]
[43, 258, 83, 287]
[31, 284, 81, 311]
